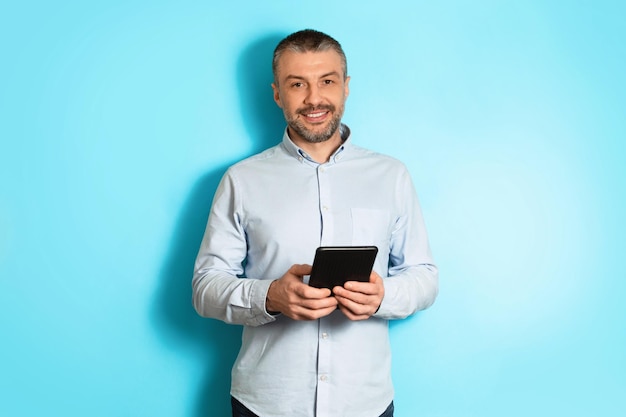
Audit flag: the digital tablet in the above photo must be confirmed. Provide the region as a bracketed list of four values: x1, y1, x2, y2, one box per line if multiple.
[308, 246, 378, 290]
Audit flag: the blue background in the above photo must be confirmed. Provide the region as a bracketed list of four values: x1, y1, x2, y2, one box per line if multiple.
[1, 1, 624, 416]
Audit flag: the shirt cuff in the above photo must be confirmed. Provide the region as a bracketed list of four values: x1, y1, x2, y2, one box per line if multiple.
[249, 278, 280, 326]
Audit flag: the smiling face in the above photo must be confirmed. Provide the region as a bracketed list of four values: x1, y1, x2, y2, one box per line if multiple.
[272, 49, 350, 146]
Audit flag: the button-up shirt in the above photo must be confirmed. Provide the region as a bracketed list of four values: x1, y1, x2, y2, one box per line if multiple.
[193, 125, 438, 417]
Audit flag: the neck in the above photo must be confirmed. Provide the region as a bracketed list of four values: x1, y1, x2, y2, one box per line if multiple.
[288, 128, 343, 164]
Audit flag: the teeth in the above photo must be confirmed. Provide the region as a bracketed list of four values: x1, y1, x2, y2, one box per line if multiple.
[307, 112, 325, 118]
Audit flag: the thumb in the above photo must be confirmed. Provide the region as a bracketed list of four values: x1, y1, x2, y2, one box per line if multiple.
[290, 263, 313, 278]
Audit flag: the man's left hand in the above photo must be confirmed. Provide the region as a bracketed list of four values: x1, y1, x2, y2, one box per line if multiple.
[333, 271, 384, 321]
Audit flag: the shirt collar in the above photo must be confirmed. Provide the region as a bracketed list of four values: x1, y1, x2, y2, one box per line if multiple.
[280, 124, 352, 165]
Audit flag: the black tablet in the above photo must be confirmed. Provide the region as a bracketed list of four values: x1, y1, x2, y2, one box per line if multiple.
[308, 246, 378, 290]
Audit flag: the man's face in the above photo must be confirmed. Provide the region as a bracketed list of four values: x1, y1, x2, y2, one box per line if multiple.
[272, 50, 350, 144]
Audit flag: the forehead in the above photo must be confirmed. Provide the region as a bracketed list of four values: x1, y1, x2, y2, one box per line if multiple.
[275, 49, 344, 81]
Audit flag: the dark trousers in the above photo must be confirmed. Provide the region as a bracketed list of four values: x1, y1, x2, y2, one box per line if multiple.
[231, 396, 394, 417]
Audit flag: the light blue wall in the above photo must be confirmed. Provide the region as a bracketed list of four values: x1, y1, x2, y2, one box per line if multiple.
[1, 1, 624, 416]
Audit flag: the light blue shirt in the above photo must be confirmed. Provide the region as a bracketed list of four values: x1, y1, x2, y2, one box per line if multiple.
[193, 125, 438, 417]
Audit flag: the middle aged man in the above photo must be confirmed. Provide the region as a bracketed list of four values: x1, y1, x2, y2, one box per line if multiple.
[193, 29, 439, 417]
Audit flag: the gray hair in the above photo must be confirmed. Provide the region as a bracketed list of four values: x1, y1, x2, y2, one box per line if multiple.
[272, 29, 348, 83]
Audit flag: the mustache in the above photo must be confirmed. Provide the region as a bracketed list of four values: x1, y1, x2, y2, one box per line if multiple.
[297, 105, 335, 115]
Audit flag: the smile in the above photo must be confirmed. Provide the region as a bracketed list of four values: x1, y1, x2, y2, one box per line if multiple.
[300, 108, 331, 123]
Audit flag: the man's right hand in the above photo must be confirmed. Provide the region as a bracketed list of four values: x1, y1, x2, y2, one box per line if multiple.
[266, 264, 338, 320]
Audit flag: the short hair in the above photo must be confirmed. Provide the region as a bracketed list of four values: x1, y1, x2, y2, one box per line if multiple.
[272, 29, 348, 83]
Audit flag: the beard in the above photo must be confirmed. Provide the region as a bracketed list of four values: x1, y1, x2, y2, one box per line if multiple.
[285, 103, 344, 144]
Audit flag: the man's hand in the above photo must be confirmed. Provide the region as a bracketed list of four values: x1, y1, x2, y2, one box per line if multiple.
[333, 271, 384, 320]
[266, 264, 338, 320]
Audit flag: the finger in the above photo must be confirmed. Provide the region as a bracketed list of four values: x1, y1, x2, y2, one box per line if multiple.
[289, 263, 313, 277]
[285, 297, 337, 320]
[300, 295, 338, 310]
[333, 288, 368, 305]
[345, 279, 377, 294]
[289, 265, 333, 298]
[336, 303, 369, 321]
[296, 284, 333, 300]
[335, 294, 372, 316]
[343, 272, 383, 295]
[293, 304, 338, 321]
[339, 281, 379, 296]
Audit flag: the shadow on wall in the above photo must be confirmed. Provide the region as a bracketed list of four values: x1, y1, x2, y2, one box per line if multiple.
[152, 32, 287, 417]
[237, 32, 289, 152]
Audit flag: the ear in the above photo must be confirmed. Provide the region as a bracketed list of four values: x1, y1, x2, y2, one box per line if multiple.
[344, 76, 351, 99]
[271, 82, 283, 108]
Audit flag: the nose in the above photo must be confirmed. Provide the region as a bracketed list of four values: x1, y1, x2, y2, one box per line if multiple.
[304, 84, 322, 106]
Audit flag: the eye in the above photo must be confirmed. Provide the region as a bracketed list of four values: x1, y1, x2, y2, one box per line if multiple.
[291, 82, 304, 88]
[323, 79, 334, 85]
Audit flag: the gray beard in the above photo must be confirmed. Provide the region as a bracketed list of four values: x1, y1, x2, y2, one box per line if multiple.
[286, 106, 344, 144]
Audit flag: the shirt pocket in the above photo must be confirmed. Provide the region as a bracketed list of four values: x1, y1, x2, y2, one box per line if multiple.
[350, 208, 391, 247]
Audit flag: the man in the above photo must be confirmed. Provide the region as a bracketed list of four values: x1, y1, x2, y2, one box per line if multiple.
[193, 29, 438, 417]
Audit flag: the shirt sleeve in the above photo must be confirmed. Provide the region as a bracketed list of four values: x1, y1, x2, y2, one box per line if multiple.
[192, 169, 277, 326]
[374, 167, 439, 319]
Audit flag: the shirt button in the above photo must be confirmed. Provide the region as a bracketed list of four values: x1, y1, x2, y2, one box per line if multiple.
[321, 332, 328, 339]
[320, 375, 328, 382]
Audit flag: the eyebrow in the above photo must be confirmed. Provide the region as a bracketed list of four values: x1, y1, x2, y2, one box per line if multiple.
[284, 71, 341, 82]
